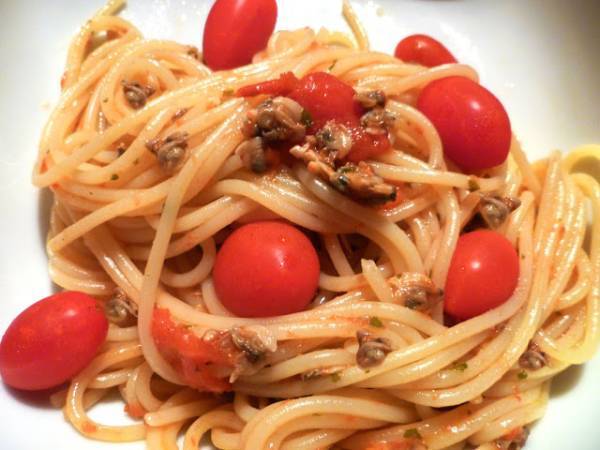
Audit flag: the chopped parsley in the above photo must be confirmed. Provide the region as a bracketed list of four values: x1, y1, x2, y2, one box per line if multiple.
[369, 316, 384, 328]
[453, 362, 468, 372]
[517, 370, 528, 380]
[223, 88, 234, 96]
[328, 60, 337, 71]
[467, 178, 480, 192]
[403, 428, 422, 439]
[110, 173, 119, 181]
[330, 372, 341, 382]
[300, 109, 313, 128]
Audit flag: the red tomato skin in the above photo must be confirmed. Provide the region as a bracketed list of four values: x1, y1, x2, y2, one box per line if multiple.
[289, 71, 363, 132]
[394, 34, 457, 67]
[417, 76, 511, 172]
[237, 71, 299, 97]
[202, 0, 277, 71]
[444, 230, 519, 320]
[0, 291, 108, 390]
[213, 221, 320, 317]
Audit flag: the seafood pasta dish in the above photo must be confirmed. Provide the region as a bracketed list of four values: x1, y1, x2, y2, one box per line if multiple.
[0, 1, 598, 449]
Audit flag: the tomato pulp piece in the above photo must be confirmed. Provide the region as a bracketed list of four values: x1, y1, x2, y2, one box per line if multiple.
[237, 71, 299, 97]
[289, 72, 391, 161]
[152, 308, 239, 392]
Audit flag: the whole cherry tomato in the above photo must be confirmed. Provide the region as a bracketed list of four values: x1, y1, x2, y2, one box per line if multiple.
[203, 0, 278, 70]
[394, 34, 457, 67]
[0, 291, 108, 390]
[444, 230, 519, 320]
[213, 221, 320, 317]
[417, 76, 512, 172]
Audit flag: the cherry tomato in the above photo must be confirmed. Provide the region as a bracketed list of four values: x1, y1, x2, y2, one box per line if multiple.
[417, 76, 511, 172]
[394, 34, 457, 67]
[0, 291, 108, 390]
[444, 230, 519, 320]
[237, 71, 299, 97]
[213, 221, 320, 317]
[289, 71, 362, 132]
[152, 308, 237, 392]
[203, 0, 278, 71]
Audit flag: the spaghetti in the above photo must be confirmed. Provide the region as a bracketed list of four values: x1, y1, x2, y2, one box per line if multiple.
[32, 1, 600, 449]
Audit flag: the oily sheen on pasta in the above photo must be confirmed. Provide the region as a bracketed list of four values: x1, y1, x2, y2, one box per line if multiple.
[32, 1, 599, 449]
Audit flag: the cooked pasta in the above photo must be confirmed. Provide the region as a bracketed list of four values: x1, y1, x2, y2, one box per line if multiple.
[30, 1, 599, 449]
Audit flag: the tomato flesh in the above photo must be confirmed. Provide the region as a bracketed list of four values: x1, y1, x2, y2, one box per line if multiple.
[237, 71, 392, 161]
[347, 127, 392, 163]
[0, 291, 108, 390]
[202, 0, 277, 70]
[395, 34, 457, 67]
[444, 230, 519, 320]
[417, 76, 511, 172]
[213, 221, 320, 317]
[237, 71, 299, 97]
[152, 308, 238, 392]
[289, 72, 391, 161]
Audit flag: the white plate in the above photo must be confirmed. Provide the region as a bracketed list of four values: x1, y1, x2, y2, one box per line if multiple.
[0, 0, 599, 449]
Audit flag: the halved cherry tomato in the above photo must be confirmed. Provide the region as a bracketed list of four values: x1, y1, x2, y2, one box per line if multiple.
[394, 34, 457, 67]
[417, 76, 511, 172]
[202, 0, 278, 71]
[288, 71, 362, 132]
[0, 291, 108, 390]
[444, 230, 519, 320]
[152, 308, 238, 392]
[213, 221, 320, 317]
[289, 72, 391, 161]
[237, 71, 299, 97]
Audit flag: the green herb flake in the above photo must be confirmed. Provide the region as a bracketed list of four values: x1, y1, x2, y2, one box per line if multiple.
[102, 97, 108, 103]
[403, 428, 422, 439]
[453, 362, 468, 372]
[330, 372, 341, 382]
[328, 60, 337, 71]
[300, 109, 313, 128]
[223, 88, 234, 96]
[110, 173, 119, 181]
[517, 370, 528, 380]
[369, 316, 384, 328]
[467, 178, 480, 192]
